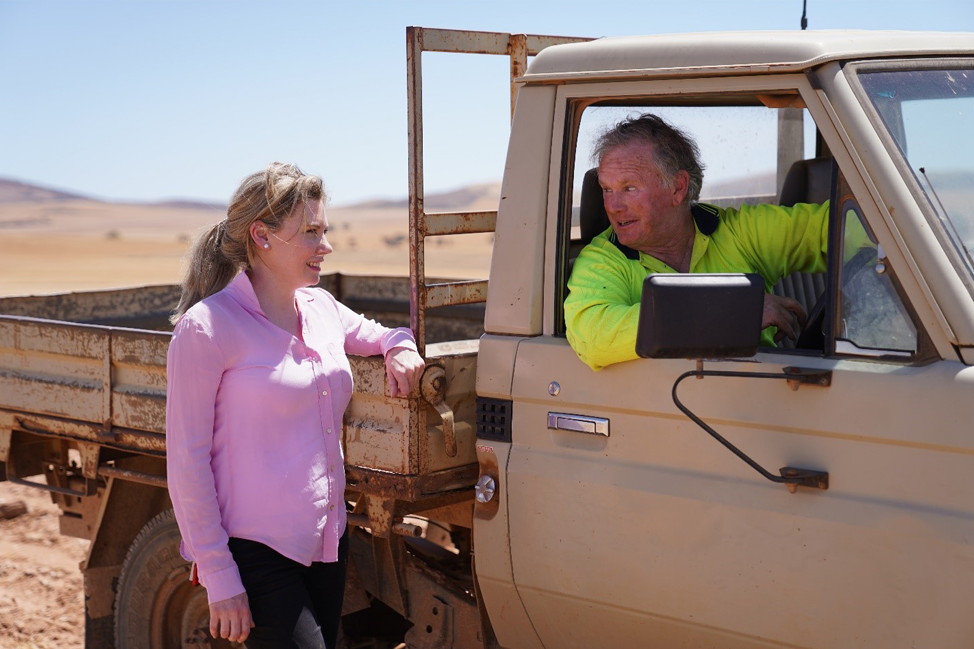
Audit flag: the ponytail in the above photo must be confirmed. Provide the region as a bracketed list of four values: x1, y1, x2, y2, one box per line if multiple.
[171, 221, 239, 323]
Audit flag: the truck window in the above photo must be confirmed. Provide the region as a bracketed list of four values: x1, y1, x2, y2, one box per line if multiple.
[570, 104, 814, 225]
[835, 199, 918, 356]
[560, 95, 928, 362]
[562, 99, 819, 341]
[855, 64, 974, 289]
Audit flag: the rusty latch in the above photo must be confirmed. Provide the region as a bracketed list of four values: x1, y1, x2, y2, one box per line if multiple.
[779, 467, 829, 494]
[421, 365, 457, 457]
[783, 367, 832, 391]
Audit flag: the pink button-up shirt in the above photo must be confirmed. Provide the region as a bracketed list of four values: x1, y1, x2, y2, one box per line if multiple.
[166, 272, 416, 603]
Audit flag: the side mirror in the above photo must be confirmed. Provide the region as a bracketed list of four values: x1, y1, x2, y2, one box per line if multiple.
[635, 273, 765, 359]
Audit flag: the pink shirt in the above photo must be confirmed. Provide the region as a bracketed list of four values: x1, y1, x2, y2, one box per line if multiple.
[166, 272, 416, 603]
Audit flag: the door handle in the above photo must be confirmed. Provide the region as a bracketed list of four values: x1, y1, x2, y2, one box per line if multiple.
[547, 412, 609, 437]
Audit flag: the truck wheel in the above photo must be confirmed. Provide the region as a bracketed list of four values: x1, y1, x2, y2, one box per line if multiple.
[114, 509, 235, 648]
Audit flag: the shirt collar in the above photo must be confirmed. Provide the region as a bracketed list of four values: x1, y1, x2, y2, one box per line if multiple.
[637, 203, 720, 272]
[638, 217, 712, 273]
[225, 271, 318, 317]
[225, 271, 264, 315]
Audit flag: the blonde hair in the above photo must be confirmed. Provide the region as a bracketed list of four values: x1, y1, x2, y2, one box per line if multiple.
[171, 162, 324, 323]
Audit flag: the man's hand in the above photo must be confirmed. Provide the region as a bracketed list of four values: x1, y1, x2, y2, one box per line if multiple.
[762, 294, 807, 343]
[209, 592, 254, 644]
[385, 348, 426, 397]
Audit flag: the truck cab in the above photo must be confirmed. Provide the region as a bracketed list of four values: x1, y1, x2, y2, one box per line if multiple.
[475, 31, 974, 648]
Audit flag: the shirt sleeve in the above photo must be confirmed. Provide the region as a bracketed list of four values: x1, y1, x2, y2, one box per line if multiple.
[331, 296, 418, 357]
[166, 314, 244, 604]
[565, 237, 642, 371]
[725, 201, 831, 285]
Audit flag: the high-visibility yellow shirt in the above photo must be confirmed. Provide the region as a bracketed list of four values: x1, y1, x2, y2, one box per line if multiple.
[565, 201, 830, 371]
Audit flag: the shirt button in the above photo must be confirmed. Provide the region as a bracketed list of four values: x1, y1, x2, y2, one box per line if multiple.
[329, 465, 335, 472]
[329, 504, 335, 511]
[321, 390, 328, 396]
[326, 428, 332, 434]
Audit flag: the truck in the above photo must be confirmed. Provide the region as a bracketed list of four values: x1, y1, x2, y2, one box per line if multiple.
[2, 26, 974, 648]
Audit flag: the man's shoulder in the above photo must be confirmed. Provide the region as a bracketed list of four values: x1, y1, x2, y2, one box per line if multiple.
[570, 229, 645, 294]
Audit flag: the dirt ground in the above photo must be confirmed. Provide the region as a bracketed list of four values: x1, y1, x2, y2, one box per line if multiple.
[0, 478, 89, 649]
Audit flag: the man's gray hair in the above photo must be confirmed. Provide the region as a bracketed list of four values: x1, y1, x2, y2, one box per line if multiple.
[593, 113, 705, 205]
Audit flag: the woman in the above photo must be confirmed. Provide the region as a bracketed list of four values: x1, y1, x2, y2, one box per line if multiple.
[166, 162, 424, 647]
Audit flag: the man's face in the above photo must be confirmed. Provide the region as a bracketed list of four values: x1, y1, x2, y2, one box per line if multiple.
[597, 142, 688, 253]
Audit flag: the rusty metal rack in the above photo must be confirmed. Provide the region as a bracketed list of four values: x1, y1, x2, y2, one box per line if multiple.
[406, 27, 590, 355]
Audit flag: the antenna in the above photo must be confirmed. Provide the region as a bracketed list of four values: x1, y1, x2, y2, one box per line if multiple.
[801, 0, 809, 30]
[919, 167, 950, 218]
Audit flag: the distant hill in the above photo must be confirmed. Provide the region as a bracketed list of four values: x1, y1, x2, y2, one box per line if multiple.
[0, 176, 499, 213]
[342, 182, 502, 212]
[150, 199, 227, 211]
[0, 177, 226, 211]
[0, 178, 90, 204]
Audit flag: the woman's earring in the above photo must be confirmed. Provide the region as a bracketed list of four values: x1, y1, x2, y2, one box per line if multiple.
[262, 243, 270, 249]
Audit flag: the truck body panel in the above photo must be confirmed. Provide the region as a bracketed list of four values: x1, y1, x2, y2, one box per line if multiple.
[484, 84, 557, 337]
[507, 336, 974, 647]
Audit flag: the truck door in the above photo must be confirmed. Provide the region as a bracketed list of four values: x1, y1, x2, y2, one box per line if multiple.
[504, 82, 974, 648]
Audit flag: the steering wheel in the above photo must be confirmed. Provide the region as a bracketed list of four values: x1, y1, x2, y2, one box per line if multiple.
[794, 246, 877, 350]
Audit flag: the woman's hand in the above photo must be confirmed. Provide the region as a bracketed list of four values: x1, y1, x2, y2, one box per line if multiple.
[209, 592, 255, 644]
[385, 348, 425, 397]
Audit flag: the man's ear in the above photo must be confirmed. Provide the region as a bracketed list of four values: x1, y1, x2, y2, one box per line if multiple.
[670, 170, 691, 206]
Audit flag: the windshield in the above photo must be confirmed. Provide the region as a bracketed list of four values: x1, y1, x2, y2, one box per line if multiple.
[857, 66, 974, 280]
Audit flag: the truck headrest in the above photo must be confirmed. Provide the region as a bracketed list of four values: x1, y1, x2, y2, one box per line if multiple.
[778, 157, 833, 207]
[580, 168, 609, 248]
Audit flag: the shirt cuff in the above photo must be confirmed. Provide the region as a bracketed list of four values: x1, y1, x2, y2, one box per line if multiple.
[382, 327, 418, 356]
[200, 563, 245, 605]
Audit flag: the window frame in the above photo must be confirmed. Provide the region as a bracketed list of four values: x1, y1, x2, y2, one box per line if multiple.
[550, 75, 936, 364]
[547, 73, 820, 339]
[846, 57, 974, 300]
[828, 172, 936, 362]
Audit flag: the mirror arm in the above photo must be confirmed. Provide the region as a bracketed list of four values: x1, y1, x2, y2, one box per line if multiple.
[672, 367, 830, 493]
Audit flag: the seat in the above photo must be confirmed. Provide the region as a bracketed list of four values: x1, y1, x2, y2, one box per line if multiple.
[579, 167, 609, 249]
[778, 157, 832, 209]
[773, 157, 833, 348]
[563, 168, 608, 303]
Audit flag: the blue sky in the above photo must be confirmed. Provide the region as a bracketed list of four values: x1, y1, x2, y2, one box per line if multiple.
[1, 0, 971, 206]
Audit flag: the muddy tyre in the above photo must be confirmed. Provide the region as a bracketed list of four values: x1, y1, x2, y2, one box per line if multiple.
[114, 509, 235, 648]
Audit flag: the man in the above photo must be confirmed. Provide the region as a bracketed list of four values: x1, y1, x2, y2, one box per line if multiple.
[565, 114, 829, 371]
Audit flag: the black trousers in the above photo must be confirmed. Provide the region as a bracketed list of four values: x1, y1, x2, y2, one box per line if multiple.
[227, 527, 349, 649]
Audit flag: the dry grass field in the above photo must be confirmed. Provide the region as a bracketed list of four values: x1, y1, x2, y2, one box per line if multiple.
[0, 189, 496, 297]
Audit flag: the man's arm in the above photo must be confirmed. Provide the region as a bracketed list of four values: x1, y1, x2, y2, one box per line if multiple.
[565, 239, 642, 371]
[729, 201, 831, 284]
